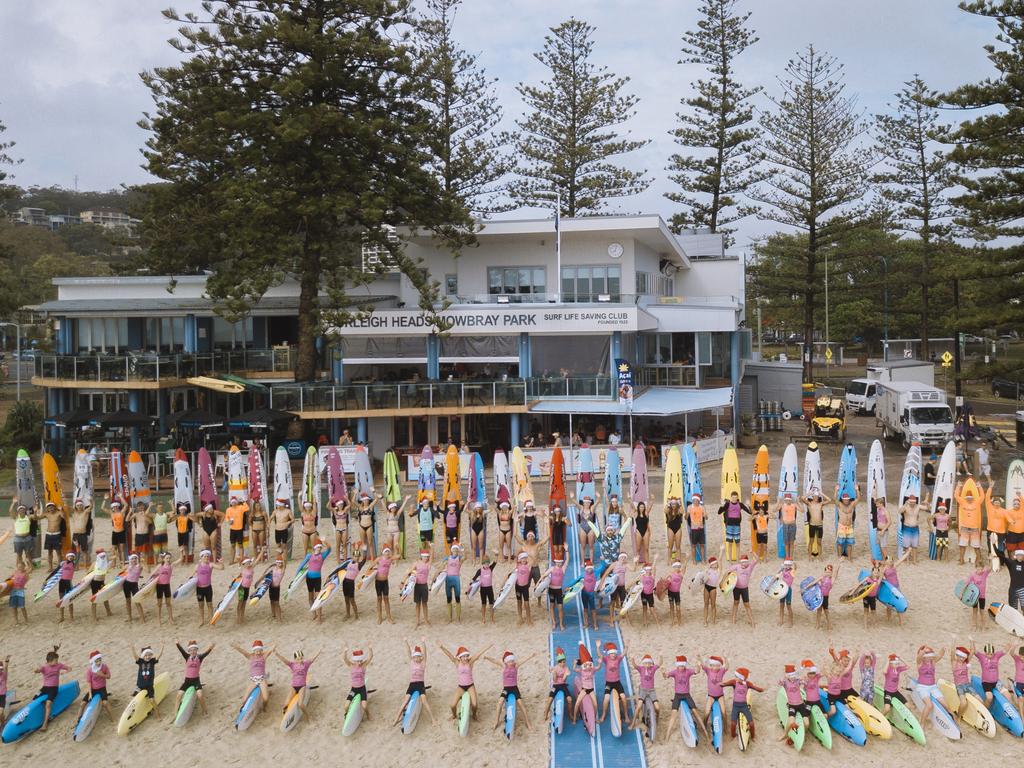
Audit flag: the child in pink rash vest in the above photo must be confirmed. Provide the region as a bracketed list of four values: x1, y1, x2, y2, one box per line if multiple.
[974, 642, 1005, 706]
[700, 654, 729, 731]
[880, 653, 909, 712]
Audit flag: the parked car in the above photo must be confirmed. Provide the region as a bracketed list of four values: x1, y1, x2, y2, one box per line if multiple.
[992, 377, 1024, 399]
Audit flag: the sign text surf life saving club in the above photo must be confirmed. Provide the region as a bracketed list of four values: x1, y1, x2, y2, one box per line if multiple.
[335, 307, 652, 335]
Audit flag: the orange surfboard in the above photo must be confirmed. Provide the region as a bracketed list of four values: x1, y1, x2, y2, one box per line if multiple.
[750, 446, 771, 555]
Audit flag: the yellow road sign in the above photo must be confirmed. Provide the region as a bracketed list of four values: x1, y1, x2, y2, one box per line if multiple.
[941, 351, 953, 364]
[824, 347, 833, 361]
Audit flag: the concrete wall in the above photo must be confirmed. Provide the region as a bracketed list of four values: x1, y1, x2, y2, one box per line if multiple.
[741, 361, 803, 413]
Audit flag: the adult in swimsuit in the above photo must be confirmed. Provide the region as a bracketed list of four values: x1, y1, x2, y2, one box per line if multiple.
[468, 502, 487, 564]
[332, 497, 351, 562]
[665, 499, 684, 563]
[633, 501, 650, 563]
[576, 496, 598, 563]
[497, 501, 514, 562]
[356, 494, 379, 559]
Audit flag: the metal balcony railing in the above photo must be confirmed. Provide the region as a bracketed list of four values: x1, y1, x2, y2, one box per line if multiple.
[34, 347, 296, 383]
[267, 379, 530, 412]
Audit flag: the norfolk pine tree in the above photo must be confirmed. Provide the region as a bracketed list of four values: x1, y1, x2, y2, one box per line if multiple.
[509, 18, 649, 216]
[874, 77, 957, 359]
[943, 1, 1024, 334]
[748, 45, 873, 380]
[665, 0, 764, 245]
[140, 1, 472, 382]
[417, 0, 511, 217]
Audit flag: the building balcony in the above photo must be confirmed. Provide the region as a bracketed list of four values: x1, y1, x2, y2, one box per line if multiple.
[32, 347, 296, 388]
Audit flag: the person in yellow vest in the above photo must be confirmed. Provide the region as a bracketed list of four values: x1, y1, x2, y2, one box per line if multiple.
[224, 496, 250, 565]
[954, 481, 983, 565]
[9, 502, 35, 569]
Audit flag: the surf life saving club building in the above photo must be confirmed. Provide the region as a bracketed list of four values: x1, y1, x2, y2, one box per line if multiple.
[32, 215, 746, 462]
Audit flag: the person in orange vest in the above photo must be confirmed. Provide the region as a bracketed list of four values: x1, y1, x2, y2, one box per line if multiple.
[1004, 493, 1024, 556]
[954, 481, 983, 565]
[224, 496, 250, 564]
[985, 480, 1009, 564]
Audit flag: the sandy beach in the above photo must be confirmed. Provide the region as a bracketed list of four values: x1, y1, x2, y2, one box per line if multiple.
[2, 434, 1022, 767]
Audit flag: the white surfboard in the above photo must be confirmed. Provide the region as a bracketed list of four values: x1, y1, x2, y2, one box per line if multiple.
[803, 444, 822, 495]
[778, 444, 799, 499]
[867, 440, 886, 501]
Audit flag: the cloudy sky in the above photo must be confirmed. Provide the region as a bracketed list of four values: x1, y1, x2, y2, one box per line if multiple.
[0, 0, 1002, 249]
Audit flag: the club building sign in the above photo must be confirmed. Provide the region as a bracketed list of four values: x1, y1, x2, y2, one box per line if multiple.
[332, 306, 656, 336]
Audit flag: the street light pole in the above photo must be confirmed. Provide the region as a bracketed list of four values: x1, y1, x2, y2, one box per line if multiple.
[880, 255, 889, 361]
[0, 321, 21, 400]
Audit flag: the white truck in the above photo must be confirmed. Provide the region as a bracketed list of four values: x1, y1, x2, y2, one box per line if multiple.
[846, 360, 935, 414]
[875, 381, 954, 449]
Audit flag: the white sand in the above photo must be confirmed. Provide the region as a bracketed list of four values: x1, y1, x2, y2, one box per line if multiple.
[1, 439, 1021, 766]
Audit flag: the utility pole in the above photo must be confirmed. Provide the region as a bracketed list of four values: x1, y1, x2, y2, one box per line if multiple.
[953, 277, 962, 399]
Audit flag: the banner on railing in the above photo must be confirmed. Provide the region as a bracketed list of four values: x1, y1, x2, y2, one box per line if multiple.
[615, 358, 634, 406]
[659, 433, 733, 467]
[403, 444, 636, 482]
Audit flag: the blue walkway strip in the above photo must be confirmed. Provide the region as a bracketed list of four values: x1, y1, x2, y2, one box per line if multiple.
[550, 511, 647, 768]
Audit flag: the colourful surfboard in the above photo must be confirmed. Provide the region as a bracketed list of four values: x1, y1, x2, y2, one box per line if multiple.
[682, 444, 704, 561]
[750, 446, 770, 559]
[897, 444, 921, 556]
[576, 445, 595, 501]
[42, 452, 71, 553]
[867, 440, 886, 561]
[227, 446, 248, 502]
[511, 446, 532, 507]
[326, 448, 347, 506]
[549, 446, 567, 509]
[174, 451, 195, 560]
[417, 446, 436, 504]
[630, 443, 648, 505]
[493, 449, 511, 506]
[127, 451, 151, 560]
[73, 449, 93, 506]
[778, 443, 799, 558]
[604, 447, 622, 520]
[468, 451, 486, 552]
[353, 446, 373, 498]
[443, 445, 462, 505]
[930, 442, 955, 560]
[383, 450, 403, 557]
[197, 447, 218, 559]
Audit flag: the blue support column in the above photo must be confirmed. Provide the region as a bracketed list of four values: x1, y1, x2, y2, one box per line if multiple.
[427, 334, 440, 380]
[510, 413, 521, 448]
[357, 417, 368, 445]
[56, 316, 71, 354]
[129, 391, 142, 451]
[330, 419, 341, 444]
[184, 314, 197, 353]
[46, 389, 59, 453]
[610, 331, 622, 395]
[730, 330, 741, 441]
[331, 344, 344, 384]
[518, 332, 532, 378]
[158, 390, 169, 436]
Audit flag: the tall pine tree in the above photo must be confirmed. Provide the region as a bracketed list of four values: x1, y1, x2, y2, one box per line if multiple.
[665, 0, 763, 245]
[140, 1, 472, 381]
[417, 0, 510, 217]
[943, 1, 1024, 334]
[0, 113, 17, 202]
[874, 76, 957, 358]
[509, 18, 650, 216]
[749, 45, 873, 380]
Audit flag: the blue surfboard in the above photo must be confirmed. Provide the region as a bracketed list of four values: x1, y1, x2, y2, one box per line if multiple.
[2, 681, 80, 743]
[682, 445, 705, 562]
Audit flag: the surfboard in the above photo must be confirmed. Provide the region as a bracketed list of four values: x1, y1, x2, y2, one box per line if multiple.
[864, 440, 885, 561]
[118, 672, 170, 735]
[274, 446, 294, 559]
[227, 445, 249, 502]
[817, 689, 868, 746]
[73, 449, 93, 506]
[17, 449, 41, 560]
[197, 447, 219, 558]
[857, 568, 908, 612]
[576, 445, 595, 502]
[873, 684, 926, 744]
[248, 447, 267, 553]
[664, 445, 684, 558]
[937, 679, 996, 738]
[630, 443, 649, 505]
[353, 446, 373, 498]
[300, 446, 320, 514]
[750, 445, 770, 559]
[384, 450, 403, 557]
[604, 447, 622, 518]
[720, 446, 740, 503]
[210, 576, 241, 625]
[897, 444, 921, 556]
[493, 448, 511, 506]
[970, 675, 1023, 736]
[235, 683, 263, 732]
[682, 444, 704, 560]
[417, 446, 436, 503]
[800, 575, 823, 611]
[931, 441, 956, 560]
[2, 680, 79, 743]
[776, 687, 804, 751]
[42, 452, 71, 554]
[326, 447, 347, 506]
[908, 678, 961, 740]
[443, 444, 462, 505]
[803, 442, 822, 495]
[549, 445, 567, 509]
[836, 444, 857, 555]
[988, 600, 1024, 637]
[777, 443, 799, 558]
[955, 579, 980, 606]
[173, 452, 194, 559]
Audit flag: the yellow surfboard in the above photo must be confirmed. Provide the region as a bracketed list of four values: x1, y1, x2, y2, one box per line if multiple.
[663, 446, 683, 505]
[42, 452, 71, 553]
[748, 446, 770, 558]
[511, 446, 533, 506]
[720, 447, 741, 502]
[443, 445, 462, 504]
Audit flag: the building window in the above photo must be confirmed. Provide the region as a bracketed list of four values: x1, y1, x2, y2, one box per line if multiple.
[76, 317, 127, 353]
[212, 316, 254, 349]
[561, 265, 621, 302]
[445, 274, 458, 296]
[487, 267, 546, 300]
